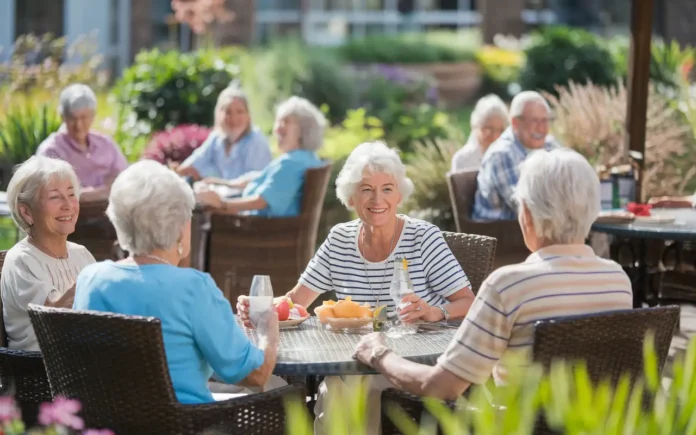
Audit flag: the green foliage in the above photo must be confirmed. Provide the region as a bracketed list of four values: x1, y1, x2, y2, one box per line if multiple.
[520, 27, 618, 96]
[340, 32, 477, 65]
[112, 48, 243, 134]
[0, 102, 61, 164]
[285, 333, 696, 434]
[403, 140, 458, 232]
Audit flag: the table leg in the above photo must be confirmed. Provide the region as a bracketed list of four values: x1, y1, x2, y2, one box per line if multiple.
[306, 375, 318, 414]
[636, 238, 649, 308]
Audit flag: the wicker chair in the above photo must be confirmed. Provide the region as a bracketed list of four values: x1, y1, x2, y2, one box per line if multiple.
[67, 200, 120, 261]
[441, 232, 496, 295]
[446, 171, 529, 269]
[381, 306, 679, 435]
[208, 163, 333, 304]
[28, 305, 304, 434]
[0, 251, 52, 428]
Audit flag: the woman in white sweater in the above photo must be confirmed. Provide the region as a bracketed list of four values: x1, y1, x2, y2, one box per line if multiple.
[1, 156, 95, 351]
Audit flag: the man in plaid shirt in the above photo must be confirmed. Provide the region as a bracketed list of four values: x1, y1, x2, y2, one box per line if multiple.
[472, 91, 559, 221]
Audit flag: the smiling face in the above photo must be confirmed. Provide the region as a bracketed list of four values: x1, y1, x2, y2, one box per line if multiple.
[349, 171, 402, 228]
[20, 177, 80, 239]
[220, 98, 250, 140]
[511, 102, 550, 150]
[476, 115, 507, 150]
[63, 108, 95, 145]
[275, 116, 301, 152]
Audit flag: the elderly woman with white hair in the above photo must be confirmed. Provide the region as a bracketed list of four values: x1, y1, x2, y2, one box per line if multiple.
[451, 94, 508, 173]
[236, 141, 475, 434]
[177, 86, 272, 183]
[73, 160, 279, 404]
[36, 84, 129, 202]
[1, 156, 96, 351]
[195, 96, 326, 217]
[354, 148, 632, 402]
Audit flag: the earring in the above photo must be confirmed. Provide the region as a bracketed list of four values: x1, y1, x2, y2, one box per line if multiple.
[177, 242, 184, 257]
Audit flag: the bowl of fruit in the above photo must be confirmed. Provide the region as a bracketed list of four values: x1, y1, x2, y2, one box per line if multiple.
[274, 297, 310, 328]
[313, 297, 385, 331]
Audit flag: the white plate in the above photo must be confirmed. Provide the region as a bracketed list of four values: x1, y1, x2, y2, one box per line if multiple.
[634, 215, 676, 225]
[279, 315, 310, 328]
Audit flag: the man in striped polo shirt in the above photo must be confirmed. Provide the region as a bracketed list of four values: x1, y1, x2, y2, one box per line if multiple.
[354, 148, 632, 400]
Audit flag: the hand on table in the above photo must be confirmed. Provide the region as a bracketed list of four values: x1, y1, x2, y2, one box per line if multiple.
[398, 294, 442, 323]
[195, 189, 223, 208]
[353, 332, 387, 367]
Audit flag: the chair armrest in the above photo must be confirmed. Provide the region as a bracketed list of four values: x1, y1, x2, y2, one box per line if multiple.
[179, 384, 305, 433]
[210, 213, 304, 233]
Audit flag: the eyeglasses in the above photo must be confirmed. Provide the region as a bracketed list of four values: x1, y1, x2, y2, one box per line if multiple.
[516, 116, 554, 127]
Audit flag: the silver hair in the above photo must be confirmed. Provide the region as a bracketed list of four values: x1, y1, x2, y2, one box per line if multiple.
[58, 84, 98, 117]
[107, 160, 195, 255]
[509, 91, 550, 119]
[513, 148, 600, 244]
[470, 94, 509, 129]
[275, 96, 327, 152]
[335, 141, 414, 209]
[214, 86, 250, 132]
[6, 156, 81, 233]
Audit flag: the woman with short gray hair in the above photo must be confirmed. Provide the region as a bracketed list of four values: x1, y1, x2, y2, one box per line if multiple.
[73, 160, 279, 404]
[1, 156, 95, 351]
[196, 96, 327, 217]
[177, 86, 272, 183]
[451, 94, 508, 173]
[36, 83, 128, 201]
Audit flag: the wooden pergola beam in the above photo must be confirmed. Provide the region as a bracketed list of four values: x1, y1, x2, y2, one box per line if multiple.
[626, 0, 655, 202]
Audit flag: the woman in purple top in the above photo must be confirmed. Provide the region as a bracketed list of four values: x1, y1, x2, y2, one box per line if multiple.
[36, 84, 128, 202]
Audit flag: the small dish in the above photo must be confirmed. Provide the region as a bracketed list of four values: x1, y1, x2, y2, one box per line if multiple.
[324, 317, 373, 330]
[280, 315, 310, 329]
[634, 215, 676, 225]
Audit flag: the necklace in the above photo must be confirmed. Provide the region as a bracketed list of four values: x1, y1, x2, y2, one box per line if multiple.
[360, 217, 401, 307]
[29, 237, 68, 259]
[132, 253, 173, 266]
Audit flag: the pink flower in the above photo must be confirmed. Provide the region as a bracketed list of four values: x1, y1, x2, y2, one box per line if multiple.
[83, 430, 115, 435]
[142, 124, 212, 164]
[38, 397, 85, 430]
[0, 396, 20, 422]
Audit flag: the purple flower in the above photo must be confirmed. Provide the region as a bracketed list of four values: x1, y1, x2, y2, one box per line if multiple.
[83, 430, 115, 435]
[38, 397, 85, 430]
[426, 86, 439, 104]
[0, 396, 20, 422]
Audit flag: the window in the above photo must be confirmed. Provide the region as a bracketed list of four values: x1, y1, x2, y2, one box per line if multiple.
[15, 0, 65, 38]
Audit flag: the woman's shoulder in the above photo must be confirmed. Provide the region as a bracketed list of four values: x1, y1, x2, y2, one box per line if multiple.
[248, 127, 269, 144]
[4, 239, 36, 268]
[402, 216, 440, 236]
[329, 219, 361, 239]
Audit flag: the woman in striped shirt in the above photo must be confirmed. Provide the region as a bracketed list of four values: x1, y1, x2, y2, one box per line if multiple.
[237, 141, 475, 435]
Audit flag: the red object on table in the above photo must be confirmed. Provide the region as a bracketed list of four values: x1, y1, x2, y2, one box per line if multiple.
[626, 202, 652, 217]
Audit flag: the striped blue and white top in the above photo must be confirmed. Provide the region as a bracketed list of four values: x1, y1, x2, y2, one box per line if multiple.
[299, 216, 471, 312]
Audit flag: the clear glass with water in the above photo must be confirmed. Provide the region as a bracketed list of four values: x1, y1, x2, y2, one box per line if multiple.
[387, 258, 418, 338]
[248, 275, 274, 327]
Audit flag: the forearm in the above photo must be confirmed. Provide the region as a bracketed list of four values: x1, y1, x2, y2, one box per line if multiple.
[442, 296, 474, 320]
[284, 284, 321, 308]
[217, 195, 267, 214]
[238, 336, 278, 387]
[176, 165, 201, 180]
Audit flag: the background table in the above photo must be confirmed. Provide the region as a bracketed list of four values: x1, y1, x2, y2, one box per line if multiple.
[242, 317, 457, 377]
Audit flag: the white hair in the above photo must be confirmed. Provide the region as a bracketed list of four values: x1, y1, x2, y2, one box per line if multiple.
[513, 148, 600, 245]
[58, 84, 97, 117]
[275, 96, 327, 152]
[335, 141, 414, 209]
[509, 91, 550, 119]
[470, 94, 509, 129]
[107, 160, 195, 255]
[6, 156, 81, 233]
[214, 86, 250, 132]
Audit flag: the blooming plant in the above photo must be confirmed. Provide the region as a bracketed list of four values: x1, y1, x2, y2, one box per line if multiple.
[141, 124, 212, 165]
[0, 396, 113, 435]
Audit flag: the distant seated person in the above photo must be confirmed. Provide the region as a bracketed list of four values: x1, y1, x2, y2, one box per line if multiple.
[472, 91, 560, 221]
[2, 157, 96, 351]
[450, 94, 508, 173]
[176, 86, 272, 184]
[648, 194, 696, 209]
[73, 160, 279, 404]
[195, 96, 326, 217]
[36, 84, 128, 202]
[354, 149, 632, 401]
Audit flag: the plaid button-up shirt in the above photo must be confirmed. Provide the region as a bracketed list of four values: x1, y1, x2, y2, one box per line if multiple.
[472, 128, 559, 221]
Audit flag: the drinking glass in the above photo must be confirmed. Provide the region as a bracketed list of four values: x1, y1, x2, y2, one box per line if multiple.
[387, 276, 418, 338]
[248, 275, 274, 327]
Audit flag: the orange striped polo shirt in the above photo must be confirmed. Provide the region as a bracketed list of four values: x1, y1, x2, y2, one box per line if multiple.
[437, 244, 633, 385]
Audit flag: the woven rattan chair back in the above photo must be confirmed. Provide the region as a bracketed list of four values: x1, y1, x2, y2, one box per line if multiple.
[441, 232, 496, 295]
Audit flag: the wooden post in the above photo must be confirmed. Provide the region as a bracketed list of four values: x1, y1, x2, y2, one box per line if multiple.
[625, 0, 654, 202]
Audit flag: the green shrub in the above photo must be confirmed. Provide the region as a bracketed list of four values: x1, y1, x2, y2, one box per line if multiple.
[112, 48, 243, 134]
[340, 32, 477, 65]
[0, 102, 61, 165]
[520, 27, 618, 96]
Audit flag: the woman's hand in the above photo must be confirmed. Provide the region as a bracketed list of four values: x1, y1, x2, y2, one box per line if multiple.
[237, 295, 252, 328]
[398, 294, 443, 323]
[353, 332, 388, 367]
[195, 189, 223, 208]
[44, 283, 76, 309]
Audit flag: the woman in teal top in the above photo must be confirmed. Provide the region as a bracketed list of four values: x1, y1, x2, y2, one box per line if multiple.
[195, 96, 326, 217]
[73, 160, 279, 404]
